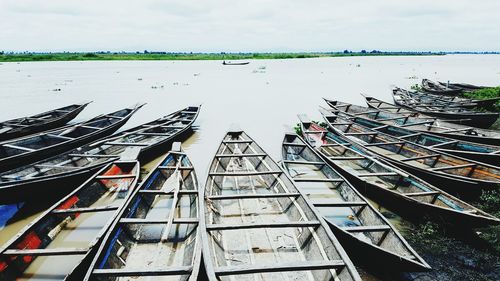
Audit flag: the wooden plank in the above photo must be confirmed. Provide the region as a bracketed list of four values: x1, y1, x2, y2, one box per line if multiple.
[2, 248, 88, 256]
[357, 172, 399, 177]
[321, 143, 351, 147]
[3, 144, 35, 152]
[400, 120, 435, 127]
[92, 266, 193, 277]
[104, 115, 124, 119]
[158, 166, 194, 170]
[215, 153, 267, 158]
[282, 142, 307, 147]
[293, 178, 344, 183]
[138, 190, 197, 195]
[222, 140, 253, 144]
[119, 218, 199, 224]
[313, 201, 367, 207]
[214, 260, 345, 276]
[429, 140, 459, 148]
[282, 160, 324, 165]
[430, 163, 477, 171]
[399, 132, 422, 139]
[46, 134, 74, 140]
[104, 142, 150, 147]
[344, 132, 378, 136]
[364, 141, 405, 147]
[52, 205, 119, 214]
[209, 171, 282, 177]
[406, 191, 441, 197]
[401, 154, 441, 162]
[96, 174, 136, 180]
[206, 221, 321, 231]
[68, 154, 119, 158]
[134, 132, 171, 137]
[372, 125, 390, 130]
[208, 193, 301, 200]
[328, 156, 366, 161]
[34, 164, 79, 170]
[342, 225, 391, 232]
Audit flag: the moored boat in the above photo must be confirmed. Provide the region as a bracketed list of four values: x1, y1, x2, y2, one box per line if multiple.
[421, 79, 463, 95]
[408, 91, 499, 109]
[202, 128, 361, 280]
[322, 101, 500, 166]
[362, 96, 500, 145]
[0, 104, 143, 172]
[222, 60, 250, 65]
[0, 102, 91, 142]
[282, 132, 431, 271]
[320, 110, 500, 198]
[438, 81, 488, 91]
[84, 143, 202, 280]
[393, 88, 499, 128]
[297, 115, 499, 228]
[0, 158, 140, 280]
[0, 105, 200, 204]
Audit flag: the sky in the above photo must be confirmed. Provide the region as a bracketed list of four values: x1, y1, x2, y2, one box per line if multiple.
[1, 0, 499, 52]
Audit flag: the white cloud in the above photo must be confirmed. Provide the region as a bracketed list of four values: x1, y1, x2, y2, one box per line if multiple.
[0, 0, 498, 52]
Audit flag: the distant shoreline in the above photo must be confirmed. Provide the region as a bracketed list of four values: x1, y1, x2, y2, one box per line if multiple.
[0, 52, 446, 62]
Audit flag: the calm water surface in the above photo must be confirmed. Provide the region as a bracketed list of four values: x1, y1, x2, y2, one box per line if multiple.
[0, 55, 499, 279]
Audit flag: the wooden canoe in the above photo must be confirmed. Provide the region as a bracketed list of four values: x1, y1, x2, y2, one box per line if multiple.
[0, 159, 140, 280]
[421, 79, 463, 95]
[222, 61, 250, 65]
[438, 81, 487, 91]
[362, 96, 500, 145]
[0, 102, 91, 142]
[0, 104, 143, 172]
[392, 88, 499, 128]
[323, 101, 500, 166]
[407, 91, 499, 109]
[84, 143, 202, 280]
[201, 128, 362, 280]
[282, 132, 431, 271]
[298, 115, 499, 228]
[320, 111, 500, 198]
[0, 105, 200, 204]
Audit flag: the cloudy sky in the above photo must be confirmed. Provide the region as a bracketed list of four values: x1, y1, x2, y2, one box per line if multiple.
[1, 0, 498, 52]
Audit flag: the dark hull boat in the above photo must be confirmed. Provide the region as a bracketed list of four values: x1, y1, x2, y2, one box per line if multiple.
[320, 111, 500, 198]
[0, 159, 140, 281]
[393, 88, 499, 128]
[438, 81, 487, 91]
[402, 91, 499, 110]
[0, 106, 200, 204]
[282, 132, 430, 271]
[202, 129, 361, 280]
[421, 79, 463, 95]
[0, 102, 91, 142]
[323, 101, 500, 166]
[0, 105, 143, 172]
[84, 143, 202, 280]
[363, 96, 500, 145]
[222, 60, 250, 65]
[298, 115, 499, 228]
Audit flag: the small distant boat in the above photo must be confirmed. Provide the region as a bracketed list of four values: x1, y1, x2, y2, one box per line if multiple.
[222, 60, 249, 65]
[202, 128, 361, 280]
[320, 110, 500, 198]
[297, 115, 499, 228]
[323, 100, 500, 165]
[362, 96, 500, 145]
[84, 143, 202, 280]
[0, 158, 140, 280]
[421, 79, 463, 95]
[282, 131, 431, 271]
[0, 102, 91, 141]
[393, 88, 499, 128]
[0, 104, 143, 172]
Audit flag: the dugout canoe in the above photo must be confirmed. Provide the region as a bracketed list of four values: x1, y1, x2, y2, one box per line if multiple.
[320, 110, 500, 198]
[84, 143, 202, 280]
[0, 104, 143, 172]
[323, 101, 500, 166]
[362, 96, 500, 145]
[393, 88, 499, 128]
[0, 105, 200, 204]
[281, 132, 430, 271]
[297, 115, 499, 228]
[201, 128, 362, 280]
[0, 102, 91, 142]
[0, 159, 140, 281]
[438, 81, 487, 91]
[408, 91, 499, 109]
[421, 79, 463, 95]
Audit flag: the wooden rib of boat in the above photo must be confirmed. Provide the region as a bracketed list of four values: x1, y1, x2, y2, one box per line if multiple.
[320, 110, 500, 198]
[409, 91, 499, 109]
[0, 159, 140, 281]
[0, 102, 91, 142]
[323, 101, 500, 166]
[84, 142, 202, 280]
[222, 60, 250, 65]
[297, 115, 499, 228]
[363, 96, 500, 145]
[0, 105, 200, 204]
[438, 81, 487, 91]
[393, 88, 499, 128]
[281, 132, 431, 272]
[0, 104, 143, 173]
[421, 79, 463, 95]
[202, 129, 362, 281]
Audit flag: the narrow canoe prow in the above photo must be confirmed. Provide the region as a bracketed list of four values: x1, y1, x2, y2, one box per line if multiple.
[171, 141, 182, 152]
[227, 123, 243, 135]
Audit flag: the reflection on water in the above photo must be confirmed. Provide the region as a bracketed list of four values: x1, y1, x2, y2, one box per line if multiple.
[0, 56, 498, 279]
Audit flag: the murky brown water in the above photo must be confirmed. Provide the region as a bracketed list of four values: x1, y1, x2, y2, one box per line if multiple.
[0, 55, 499, 279]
